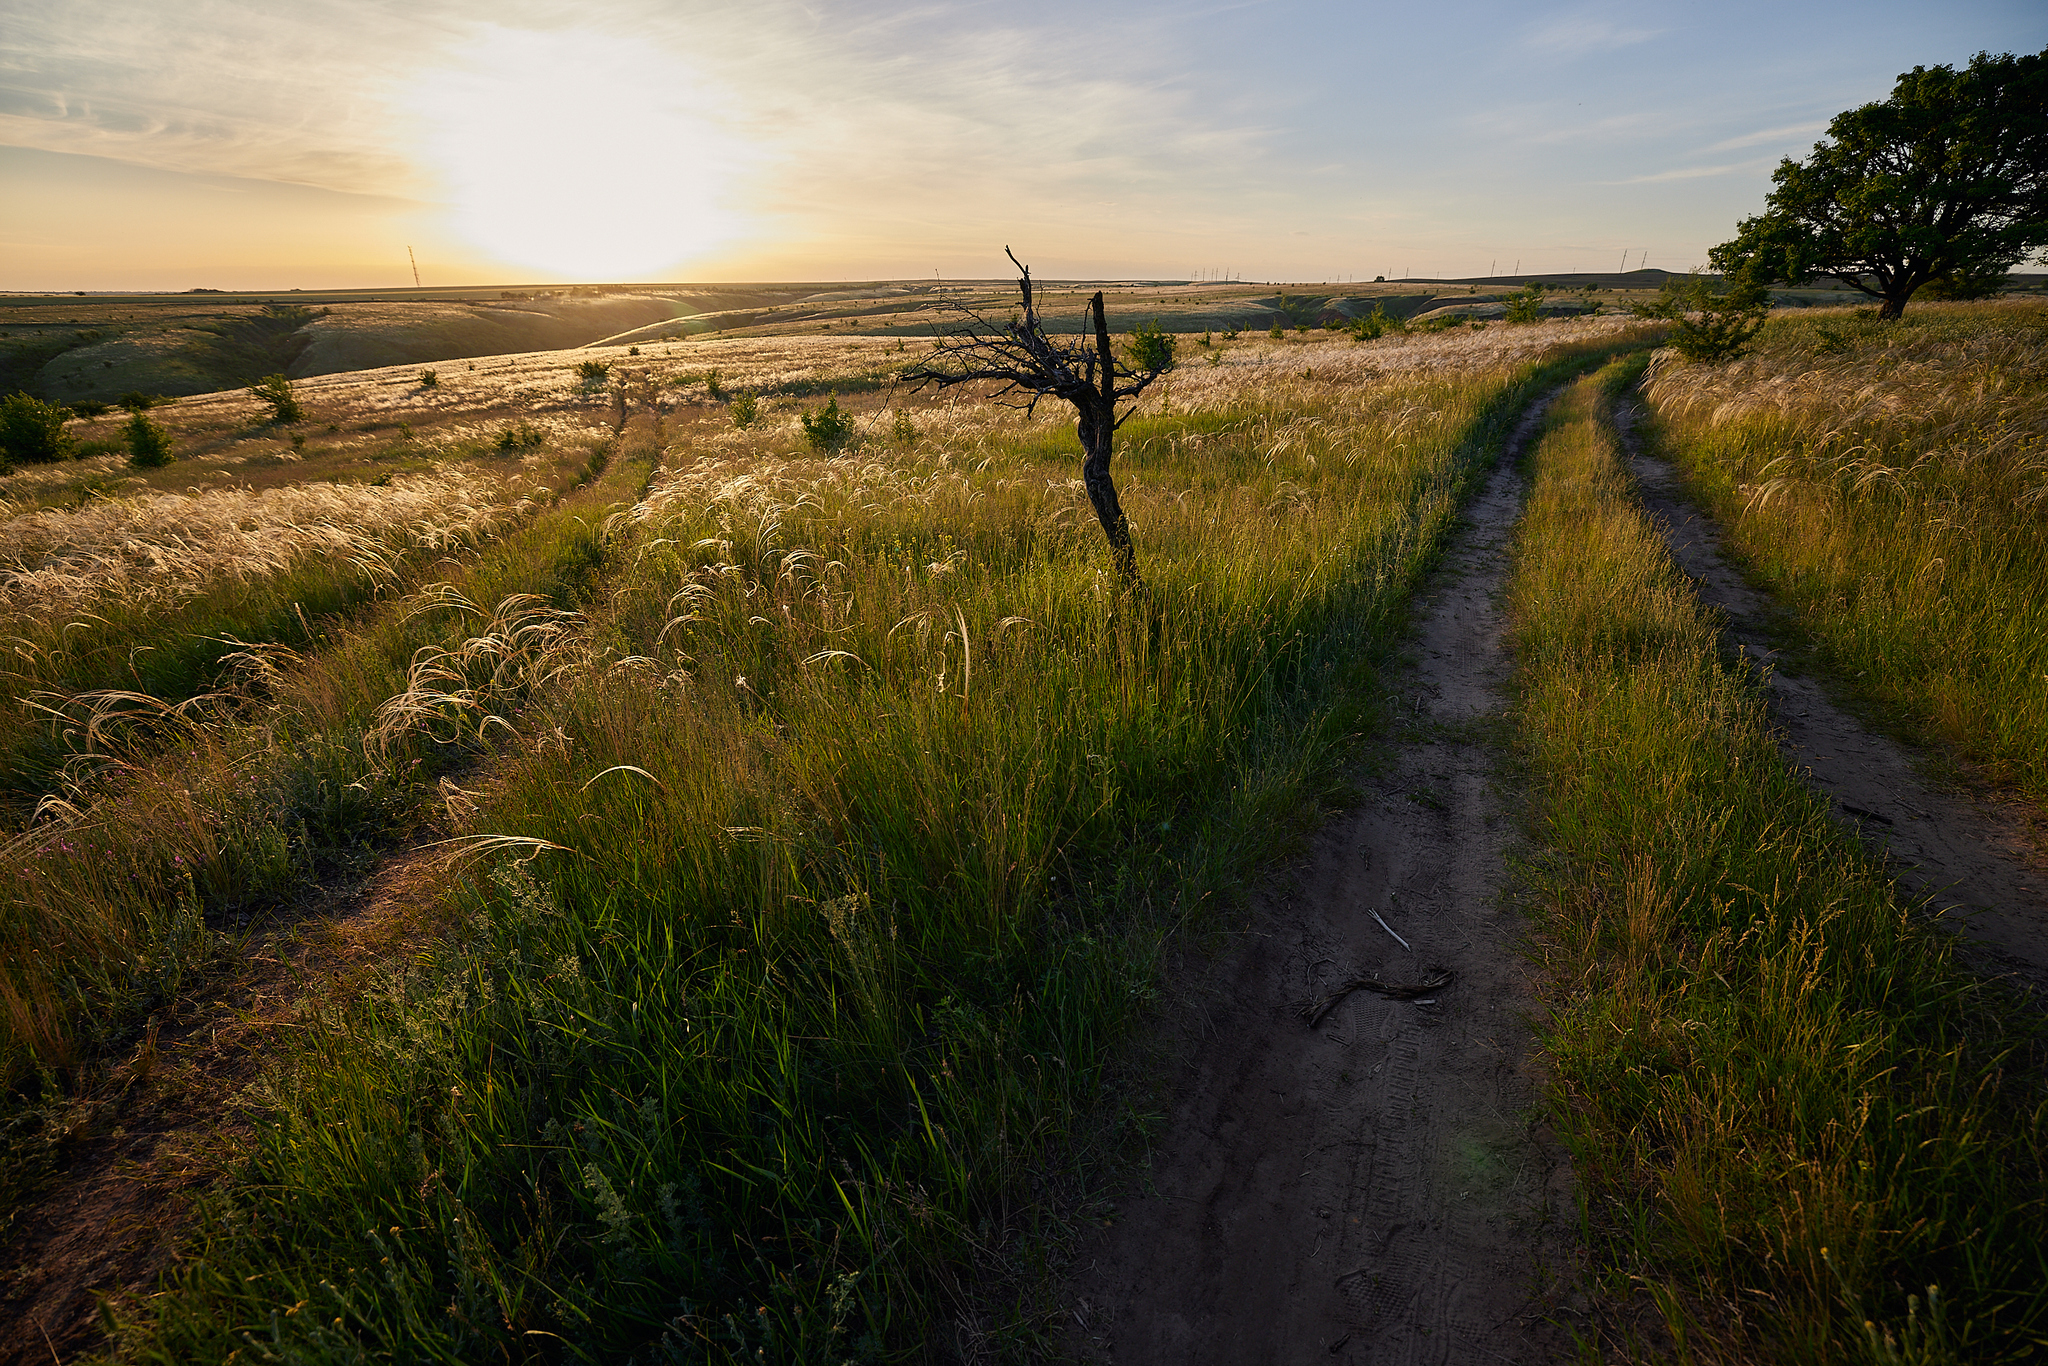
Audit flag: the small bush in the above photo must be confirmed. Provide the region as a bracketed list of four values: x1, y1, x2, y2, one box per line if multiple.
[1504, 283, 1546, 324]
[118, 391, 163, 412]
[1348, 302, 1395, 341]
[0, 393, 73, 464]
[68, 401, 110, 419]
[1633, 275, 1767, 364]
[730, 393, 759, 429]
[124, 412, 173, 467]
[1222, 326, 1241, 341]
[496, 421, 546, 451]
[1125, 319, 1177, 373]
[891, 408, 916, 444]
[706, 368, 727, 401]
[419, 369, 439, 389]
[249, 373, 303, 424]
[799, 396, 854, 452]
[1269, 322, 1285, 339]
[628, 346, 640, 356]
[576, 360, 610, 384]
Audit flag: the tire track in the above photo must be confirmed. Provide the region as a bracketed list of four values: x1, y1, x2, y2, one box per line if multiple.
[1064, 394, 1580, 1364]
[1614, 393, 2048, 1002]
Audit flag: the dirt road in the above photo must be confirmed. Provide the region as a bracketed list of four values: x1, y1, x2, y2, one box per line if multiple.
[1614, 396, 2048, 1001]
[1063, 399, 1579, 1363]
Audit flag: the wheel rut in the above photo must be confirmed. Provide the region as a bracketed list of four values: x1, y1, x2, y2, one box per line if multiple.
[1613, 393, 2048, 1002]
[1063, 395, 1579, 1364]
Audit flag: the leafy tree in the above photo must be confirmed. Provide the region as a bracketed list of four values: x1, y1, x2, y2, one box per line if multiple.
[1710, 48, 2048, 319]
[903, 249, 1176, 584]
[1632, 275, 1769, 364]
[0, 392, 72, 464]
[124, 411, 174, 467]
[248, 373, 303, 424]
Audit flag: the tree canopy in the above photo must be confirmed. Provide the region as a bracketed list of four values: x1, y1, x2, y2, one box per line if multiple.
[1709, 48, 2048, 318]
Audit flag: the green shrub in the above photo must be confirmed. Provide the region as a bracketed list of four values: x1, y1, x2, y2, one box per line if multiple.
[1125, 319, 1177, 373]
[730, 393, 759, 429]
[68, 401, 110, 419]
[124, 411, 173, 467]
[576, 360, 610, 384]
[118, 391, 163, 412]
[248, 373, 303, 424]
[496, 421, 546, 451]
[1504, 283, 1546, 324]
[798, 396, 854, 452]
[0, 392, 72, 464]
[706, 368, 726, 401]
[1222, 326, 1241, 341]
[1348, 302, 1396, 341]
[1269, 322, 1285, 339]
[1633, 275, 1767, 364]
[419, 369, 439, 389]
[890, 408, 916, 444]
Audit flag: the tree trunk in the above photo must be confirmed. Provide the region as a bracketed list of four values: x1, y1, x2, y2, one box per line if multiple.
[1082, 291, 1139, 584]
[1879, 290, 1908, 320]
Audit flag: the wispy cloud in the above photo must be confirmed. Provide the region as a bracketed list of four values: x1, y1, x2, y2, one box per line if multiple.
[1611, 159, 1773, 184]
[1525, 13, 1659, 55]
[1704, 121, 1829, 153]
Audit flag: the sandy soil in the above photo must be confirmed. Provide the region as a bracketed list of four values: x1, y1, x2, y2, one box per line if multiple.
[1062, 397, 1581, 1364]
[1615, 396, 2048, 1002]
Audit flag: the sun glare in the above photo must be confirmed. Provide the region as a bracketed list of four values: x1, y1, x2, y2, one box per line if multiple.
[412, 27, 749, 280]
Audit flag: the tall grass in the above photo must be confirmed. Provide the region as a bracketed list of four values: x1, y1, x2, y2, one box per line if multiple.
[0, 438, 611, 810]
[1641, 300, 2048, 796]
[107, 335, 1650, 1362]
[0, 424, 655, 1094]
[1511, 361, 2047, 1363]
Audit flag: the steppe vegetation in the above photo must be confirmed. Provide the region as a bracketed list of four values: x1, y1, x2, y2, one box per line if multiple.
[1641, 300, 2048, 797]
[1511, 359, 2045, 1361]
[1, 318, 1655, 1359]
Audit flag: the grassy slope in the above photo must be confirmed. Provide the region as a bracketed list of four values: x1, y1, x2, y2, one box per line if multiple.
[0, 424, 657, 1094]
[1639, 301, 2048, 799]
[1510, 361, 2046, 1363]
[96, 336, 1646, 1362]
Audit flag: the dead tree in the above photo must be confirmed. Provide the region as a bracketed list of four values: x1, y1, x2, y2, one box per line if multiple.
[901, 249, 1174, 584]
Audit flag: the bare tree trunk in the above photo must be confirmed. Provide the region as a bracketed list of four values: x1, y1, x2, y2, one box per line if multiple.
[1081, 291, 1140, 585]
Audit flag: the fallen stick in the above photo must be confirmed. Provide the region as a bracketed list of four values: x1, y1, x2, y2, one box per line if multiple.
[1370, 908, 1411, 950]
[1300, 968, 1454, 1027]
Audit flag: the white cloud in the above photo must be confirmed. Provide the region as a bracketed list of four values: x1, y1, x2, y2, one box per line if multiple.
[1703, 121, 1829, 153]
[1525, 13, 1659, 55]
[1611, 159, 1771, 184]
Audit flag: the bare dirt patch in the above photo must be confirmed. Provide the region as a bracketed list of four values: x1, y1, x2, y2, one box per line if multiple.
[1615, 394, 2048, 1002]
[0, 848, 458, 1366]
[1062, 398, 1581, 1364]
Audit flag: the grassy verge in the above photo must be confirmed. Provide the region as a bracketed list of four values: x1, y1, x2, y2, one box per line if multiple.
[100, 336, 1649, 1362]
[1639, 300, 2048, 798]
[1509, 360, 2047, 1362]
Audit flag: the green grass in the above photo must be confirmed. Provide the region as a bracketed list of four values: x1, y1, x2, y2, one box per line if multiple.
[0, 436, 610, 812]
[1640, 300, 2048, 798]
[93, 336, 1649, 1362]
[0, 423, 659, 1099]
[1509, 360, 2047, 1363]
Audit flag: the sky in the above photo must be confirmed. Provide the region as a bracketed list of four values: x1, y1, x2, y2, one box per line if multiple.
[2, 0, 2042, 290]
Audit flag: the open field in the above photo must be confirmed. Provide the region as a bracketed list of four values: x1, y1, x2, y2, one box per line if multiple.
[0, 316, 1657, 1360]
[5, 273, 1711, 407]
[3, 297, 2046, 1364]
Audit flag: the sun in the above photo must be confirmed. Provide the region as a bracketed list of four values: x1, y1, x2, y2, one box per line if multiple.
[412, 27, 748, 280]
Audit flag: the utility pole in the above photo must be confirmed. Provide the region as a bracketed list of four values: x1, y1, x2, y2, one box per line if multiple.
[407, 246, 421, 288]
